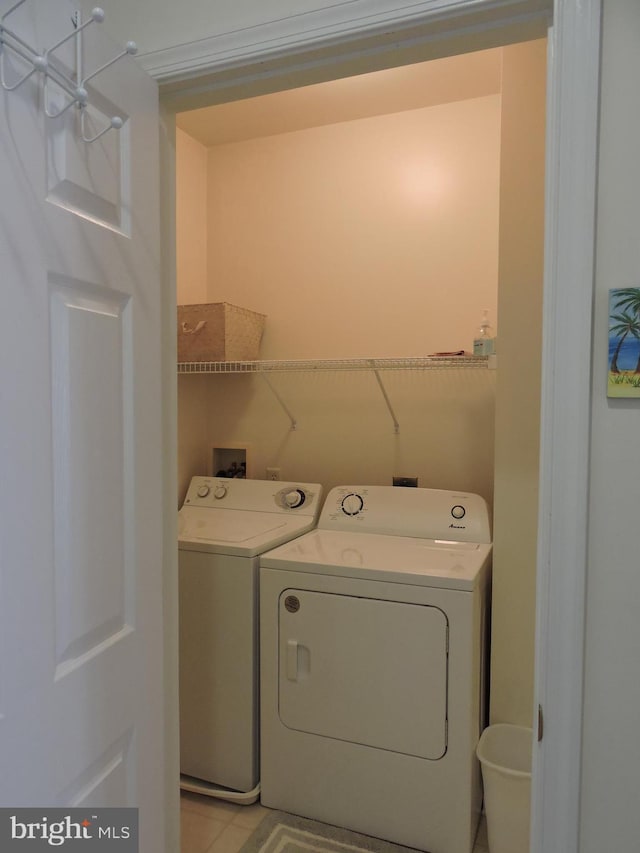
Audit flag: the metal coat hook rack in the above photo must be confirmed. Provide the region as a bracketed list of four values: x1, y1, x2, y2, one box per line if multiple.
[0, 2, 136, 142]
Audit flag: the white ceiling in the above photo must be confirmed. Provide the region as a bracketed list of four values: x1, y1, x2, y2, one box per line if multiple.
[176, 48, 503, 147]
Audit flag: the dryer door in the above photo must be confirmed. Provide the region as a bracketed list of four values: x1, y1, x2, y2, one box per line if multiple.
[278, 589, 448, 759]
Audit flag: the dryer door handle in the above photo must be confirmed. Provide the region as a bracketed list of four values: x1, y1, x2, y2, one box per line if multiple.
[286, 639, 311, 681]
[286, 639, 299, 681]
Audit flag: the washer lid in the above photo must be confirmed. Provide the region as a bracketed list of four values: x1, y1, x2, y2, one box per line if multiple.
[178, 507, 316, 556]
[260, 529, 491, 590]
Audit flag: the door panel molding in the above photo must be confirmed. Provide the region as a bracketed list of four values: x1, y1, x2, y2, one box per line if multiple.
[50, 279, 134, 667]
[57, 729, 135, 807]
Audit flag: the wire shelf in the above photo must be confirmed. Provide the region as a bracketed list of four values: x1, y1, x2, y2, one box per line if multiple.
[177, 356, 490, 374]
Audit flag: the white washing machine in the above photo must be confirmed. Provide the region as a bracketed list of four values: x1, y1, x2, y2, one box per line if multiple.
[260, 485, 492, 853]
[178, 475, 322, 803]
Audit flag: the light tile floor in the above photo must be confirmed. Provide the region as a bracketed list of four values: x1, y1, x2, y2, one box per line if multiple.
[180, 791, 489, 853]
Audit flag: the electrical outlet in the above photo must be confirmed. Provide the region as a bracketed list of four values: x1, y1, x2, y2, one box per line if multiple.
[266, 467, 281, 481]
[393, 476, 418, 487]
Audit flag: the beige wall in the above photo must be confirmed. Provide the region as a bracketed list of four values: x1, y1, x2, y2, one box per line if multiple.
[178, 368, 496, 503]
[490, 39, 546, 727]
[204, 96, 501, 359]
[176, 94, 501, 503]
[176, 127, 208, 304]
[175, 127, 210, 493]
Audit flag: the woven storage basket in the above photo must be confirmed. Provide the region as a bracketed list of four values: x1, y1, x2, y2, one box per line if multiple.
[177, 302, 266, 362]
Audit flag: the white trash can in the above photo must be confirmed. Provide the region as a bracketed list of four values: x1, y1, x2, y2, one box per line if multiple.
[476, 724, 532, 853]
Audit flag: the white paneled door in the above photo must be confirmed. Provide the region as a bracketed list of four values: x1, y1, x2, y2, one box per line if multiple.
[0, 1, 165, 849]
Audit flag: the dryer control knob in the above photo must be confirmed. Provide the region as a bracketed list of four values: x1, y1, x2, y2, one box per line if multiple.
[341, 493, 364, 516]
[214, 485, 228, 499]
[196, 485, 210, 498]
[284, 489, 305, 508]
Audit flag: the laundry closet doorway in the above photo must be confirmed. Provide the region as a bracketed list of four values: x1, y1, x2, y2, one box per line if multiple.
[159, 3, 600, 848]
[174, 36, 541, 722]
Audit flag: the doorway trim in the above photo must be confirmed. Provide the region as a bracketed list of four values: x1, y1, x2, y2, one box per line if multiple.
[157, 1, 600, 850]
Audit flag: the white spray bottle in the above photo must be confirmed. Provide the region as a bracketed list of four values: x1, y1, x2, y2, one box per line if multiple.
[473, 310, 495, 356]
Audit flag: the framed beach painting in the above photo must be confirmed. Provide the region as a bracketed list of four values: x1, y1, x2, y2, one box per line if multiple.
[608, 288, 640, 397]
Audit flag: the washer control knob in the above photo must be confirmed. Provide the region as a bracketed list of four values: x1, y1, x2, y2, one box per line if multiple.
[284, 489, 305, 508]
[196, 484, 210, 498]
[214, 484, 228, 500]
[341, 493, 364, 516]
[451, 505, 466, 520]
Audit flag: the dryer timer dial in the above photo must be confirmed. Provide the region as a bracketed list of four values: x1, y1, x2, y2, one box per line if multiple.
[341, 493, 364, 516]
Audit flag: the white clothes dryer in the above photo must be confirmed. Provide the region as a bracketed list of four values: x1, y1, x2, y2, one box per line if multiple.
[178, 476, 322, 803]
[260, 485, 491, 853]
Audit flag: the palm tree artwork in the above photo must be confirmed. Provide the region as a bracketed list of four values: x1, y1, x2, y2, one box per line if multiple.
[608, 288, 640, 397]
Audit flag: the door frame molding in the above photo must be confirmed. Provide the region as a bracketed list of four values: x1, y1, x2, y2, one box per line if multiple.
[142, 0, 552, 84]
[531, 3, 600, 850]
[157, 2, 600, 850]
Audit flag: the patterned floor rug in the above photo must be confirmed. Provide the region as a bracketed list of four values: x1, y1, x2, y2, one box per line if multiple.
[239, 810, 420, 853]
